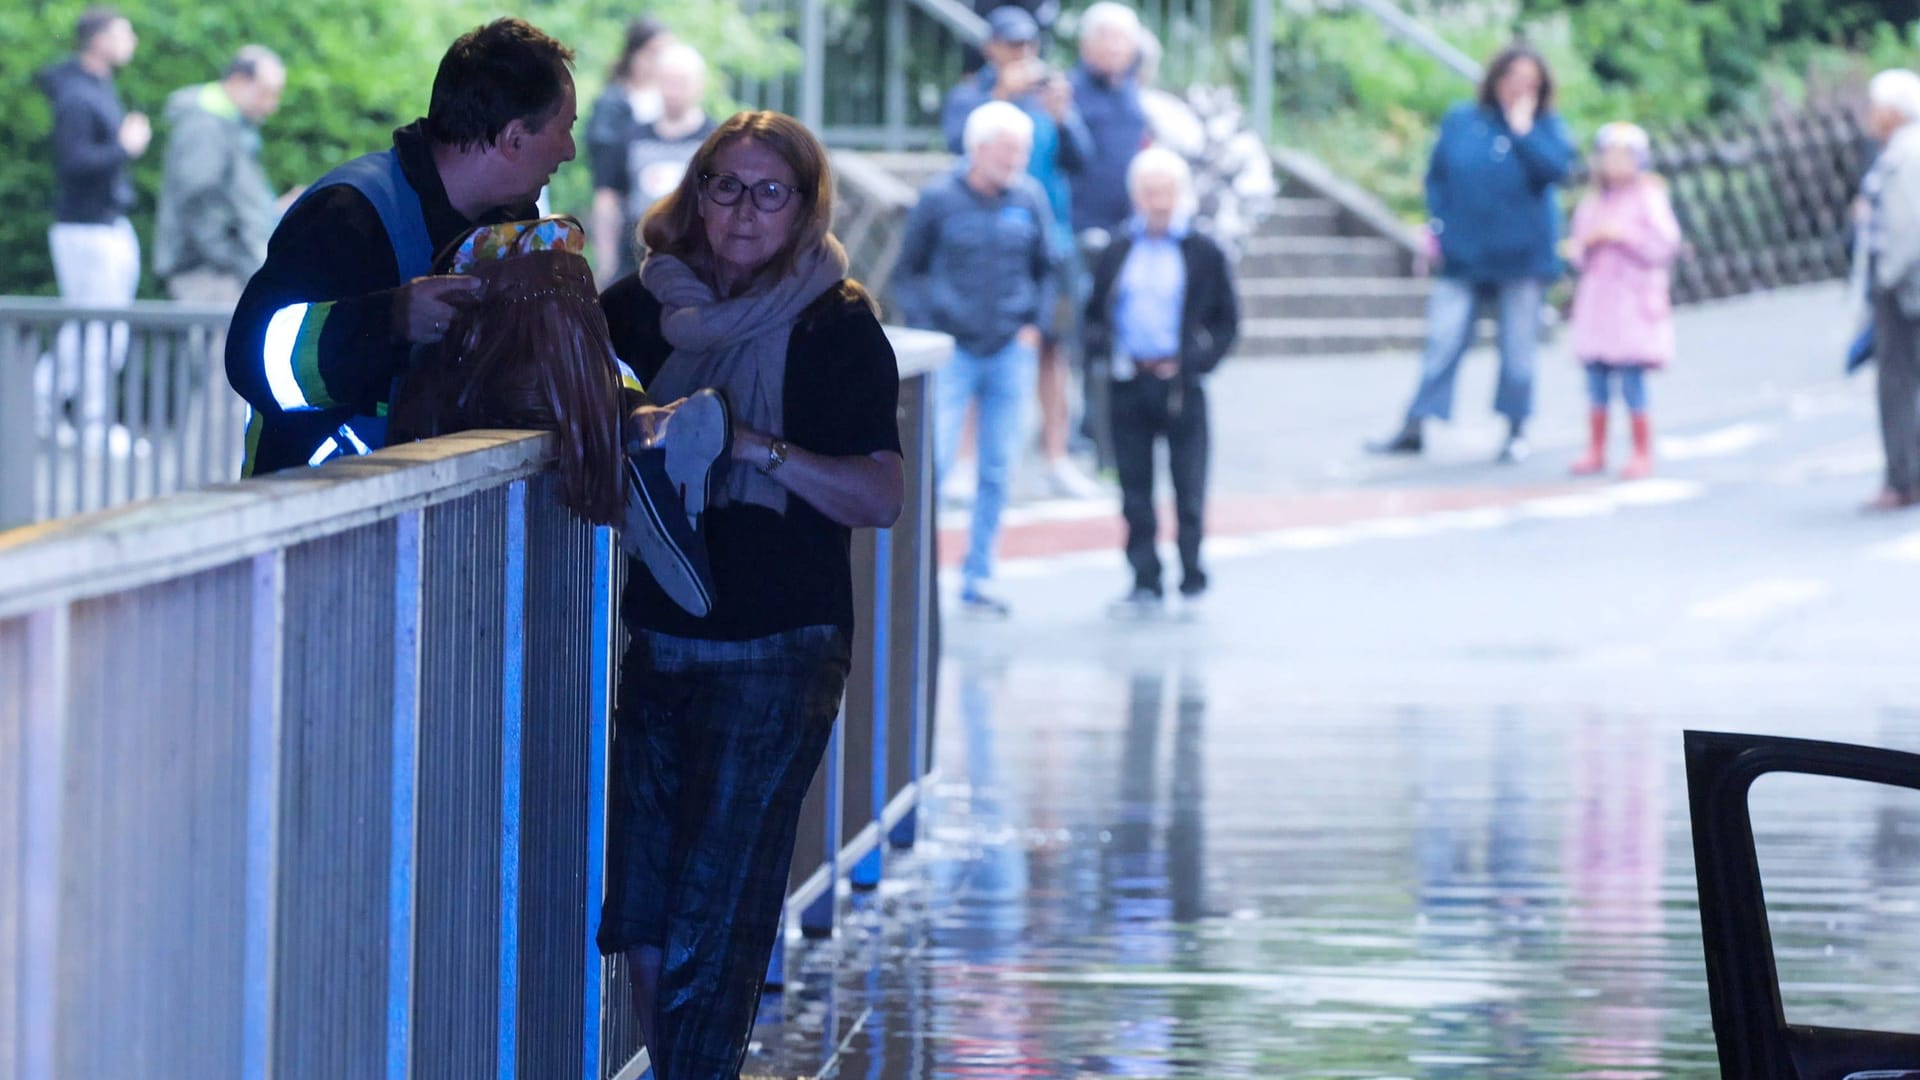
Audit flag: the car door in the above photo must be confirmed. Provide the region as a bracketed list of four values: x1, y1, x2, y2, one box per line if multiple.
[1687, 730, 1920, 1080]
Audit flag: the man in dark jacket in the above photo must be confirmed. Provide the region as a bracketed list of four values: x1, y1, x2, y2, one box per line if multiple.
[154, 46, 286, 305]
[1066, 0, 1147, 235]
[35, 6, 148, 428]
[226, 18, 577, 476]
[897, 100, 1058, 618]
[1084, 147, 1238, 618]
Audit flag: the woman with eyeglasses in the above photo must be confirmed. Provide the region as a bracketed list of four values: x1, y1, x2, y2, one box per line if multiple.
[595, 110, 905, 1079]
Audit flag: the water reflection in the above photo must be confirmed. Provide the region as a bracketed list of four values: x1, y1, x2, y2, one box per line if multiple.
[743, 662, 1920, 1079]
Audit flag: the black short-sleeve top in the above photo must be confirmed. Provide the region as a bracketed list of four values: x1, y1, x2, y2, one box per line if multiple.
[600, 275, 904, 641]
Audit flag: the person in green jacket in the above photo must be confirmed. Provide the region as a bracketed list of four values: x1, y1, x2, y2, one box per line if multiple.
[153, 45, 286, 305]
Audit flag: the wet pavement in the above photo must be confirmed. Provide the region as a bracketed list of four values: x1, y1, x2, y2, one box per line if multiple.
[737, 284, 1920, 1078]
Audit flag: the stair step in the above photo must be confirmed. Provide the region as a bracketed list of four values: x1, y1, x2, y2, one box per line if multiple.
[1240, 278, 1432, 319]
[1239, 236, 1408, 279]
[1239, 317, 1430, 358]
[1258, 198, 1345, 237]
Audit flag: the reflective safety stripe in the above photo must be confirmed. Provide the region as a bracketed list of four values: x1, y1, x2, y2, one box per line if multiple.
[338, 423, 372, 456]
[264, 304, 313, 410]
[262, 302, 338, 411]
[307, 436, 341, 466]
[615, 356, 644, 395]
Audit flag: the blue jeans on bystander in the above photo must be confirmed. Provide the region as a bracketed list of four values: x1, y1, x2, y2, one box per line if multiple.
[1405, 277, 1546, 427]
[934, 338, 1038, 592]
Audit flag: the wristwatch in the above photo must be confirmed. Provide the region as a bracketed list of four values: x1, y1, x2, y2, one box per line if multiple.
[762, 438, 790, 475]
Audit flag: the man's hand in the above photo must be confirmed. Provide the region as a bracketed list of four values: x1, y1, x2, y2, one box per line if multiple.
[393, 275, 483, 344]
[1016, 324, 1044, 351]
[1040, 71, 1074, 121]
[996, 58, 1044, 102]
[120, 112, 151, 158]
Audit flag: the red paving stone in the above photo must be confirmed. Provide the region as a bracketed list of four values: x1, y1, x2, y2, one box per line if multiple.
[938, 483, 1592, 568]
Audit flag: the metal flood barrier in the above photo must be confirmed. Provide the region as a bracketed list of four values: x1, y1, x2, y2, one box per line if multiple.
[0, 297, 244, 530]
[0, 329, 949, 1080]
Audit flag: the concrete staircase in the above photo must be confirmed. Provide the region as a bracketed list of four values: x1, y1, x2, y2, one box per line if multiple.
[1235, 192, 1431, 359]
[848, 151, 1432, 360]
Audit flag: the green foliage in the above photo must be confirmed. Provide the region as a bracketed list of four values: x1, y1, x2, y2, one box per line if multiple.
[0, 0, 799, 297]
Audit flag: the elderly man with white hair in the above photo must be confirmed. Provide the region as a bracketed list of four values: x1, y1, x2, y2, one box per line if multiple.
[897, 100, 1059, 616]
[1861, 67, 1920, 511]
[1084, 146, 1239, 618]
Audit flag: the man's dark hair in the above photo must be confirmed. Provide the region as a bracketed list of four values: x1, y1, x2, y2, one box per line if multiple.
[1477, 42, 1556, 114]
[426, 19, 576, 152]
[610, 18, 668, 82]
[75, 6, 124, 51]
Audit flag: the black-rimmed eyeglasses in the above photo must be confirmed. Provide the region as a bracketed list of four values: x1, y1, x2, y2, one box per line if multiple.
[699, 172, 803, 213]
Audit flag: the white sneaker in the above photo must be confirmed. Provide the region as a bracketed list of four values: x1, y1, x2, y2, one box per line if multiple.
[941, 464, 977, 506]
[1045, 458, 1102, 499]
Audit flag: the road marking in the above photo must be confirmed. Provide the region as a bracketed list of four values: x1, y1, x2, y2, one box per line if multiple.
[1871, 530, 1920, 562]
[950, 480, 1710, 582]
[1659, 422, 1774, 461]
[1687, 578, 1830, 621]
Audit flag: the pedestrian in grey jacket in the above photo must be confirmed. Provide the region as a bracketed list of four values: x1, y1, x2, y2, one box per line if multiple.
[154, 46, 287, 304]
[1861, 68, 1920, 512]
[896, 101, 1058, 617]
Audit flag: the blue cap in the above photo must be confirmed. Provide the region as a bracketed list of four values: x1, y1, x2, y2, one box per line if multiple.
[986, 6, 1040, 44]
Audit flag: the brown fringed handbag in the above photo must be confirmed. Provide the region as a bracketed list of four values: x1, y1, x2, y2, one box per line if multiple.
[390, 216, 628, 525]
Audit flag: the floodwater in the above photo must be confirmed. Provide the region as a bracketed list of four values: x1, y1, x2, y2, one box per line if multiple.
[743, 660, 1920, 1079]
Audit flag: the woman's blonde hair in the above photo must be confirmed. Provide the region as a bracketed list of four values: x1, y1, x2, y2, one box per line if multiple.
[639, 110, 836, 295]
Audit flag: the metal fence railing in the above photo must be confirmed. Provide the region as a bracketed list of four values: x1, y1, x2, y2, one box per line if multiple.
[0, 328, 950, 1080]
[0, 297, 242, 529]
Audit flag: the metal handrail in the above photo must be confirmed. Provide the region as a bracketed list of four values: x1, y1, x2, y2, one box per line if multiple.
[1338, 0, 1484, 83]
[0, 295, 232, 326]
[902, 0, 989, 47]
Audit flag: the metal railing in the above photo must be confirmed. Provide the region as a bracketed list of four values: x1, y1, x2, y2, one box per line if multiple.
[0, 297, 242, 530]
[0, 328, 950, 1080]
[831, 149, 925, 314]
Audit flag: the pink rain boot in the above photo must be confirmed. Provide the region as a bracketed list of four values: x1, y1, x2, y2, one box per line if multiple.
[1570, 409, 1608, 476]
[1621, 414, 1654, 480]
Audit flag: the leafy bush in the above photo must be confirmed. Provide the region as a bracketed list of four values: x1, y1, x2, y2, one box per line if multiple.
[0, 0, 797, 297]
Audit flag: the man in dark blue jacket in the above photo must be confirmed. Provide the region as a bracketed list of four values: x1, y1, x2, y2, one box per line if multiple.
[226, 18, 578, 476]
[1066, 1, 1147, 235]
[897, 101, 1058, 617]
[35, 6, 149, 429]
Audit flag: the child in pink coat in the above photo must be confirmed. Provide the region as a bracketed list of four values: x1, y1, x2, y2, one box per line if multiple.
[1566, 122, 1683, 479]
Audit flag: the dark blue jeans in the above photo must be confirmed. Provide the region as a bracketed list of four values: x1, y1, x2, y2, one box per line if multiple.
[1584, 362, 1650, 413]
[598, 624, 850, 1079]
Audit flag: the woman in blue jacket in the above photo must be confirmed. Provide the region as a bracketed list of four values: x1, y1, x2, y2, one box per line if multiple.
[1371, 44, 1576, 463]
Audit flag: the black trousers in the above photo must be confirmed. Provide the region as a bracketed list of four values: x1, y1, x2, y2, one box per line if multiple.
[1112, 374, 1210, 595]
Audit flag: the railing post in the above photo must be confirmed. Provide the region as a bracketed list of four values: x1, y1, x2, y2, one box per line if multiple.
[19, 605, 71, 1080]
[387, 511, 424, 1080]
[885, 0, 910, 150]
[1250, 0, 1274, 145]
[583, 526, 613, 1080]
[0, 321, 37, 530]
[499, 481, 528, 1080]
[242, 551, 286, 1080]
[801, 0, 826, 133]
